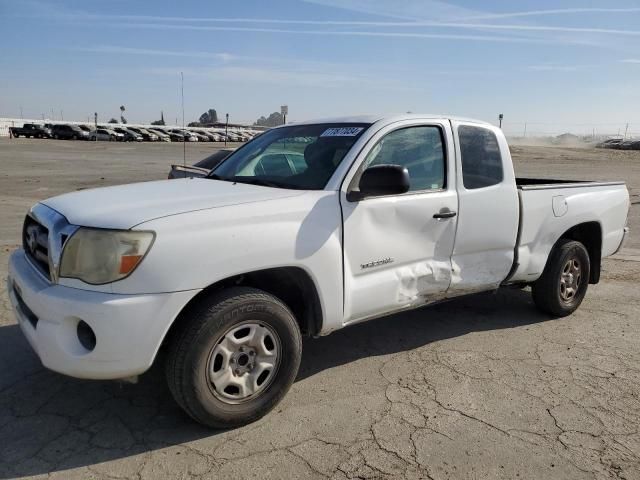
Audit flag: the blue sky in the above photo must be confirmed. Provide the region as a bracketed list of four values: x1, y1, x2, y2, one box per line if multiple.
[1, 0, 639, 134]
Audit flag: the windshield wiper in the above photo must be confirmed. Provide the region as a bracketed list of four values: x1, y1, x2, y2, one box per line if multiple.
[207, 173, 230, 181]
[229, 177, 286, 188]
[207, 174, 305, 190]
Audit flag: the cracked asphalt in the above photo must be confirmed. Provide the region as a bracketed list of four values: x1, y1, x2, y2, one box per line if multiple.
[1, 139, 639, 479]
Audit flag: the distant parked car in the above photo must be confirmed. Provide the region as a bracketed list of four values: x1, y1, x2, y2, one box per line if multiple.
[128, 127, 158, 142]
[620, 140, 640, 151]
[89, 128, 118, 141]
[166, 130, 185, 142]
[51, 124, 88, 140]
[170, 129, 198, 142]
[113, 127, 143, 142]
[596, 138, 624, 149]
[9, 123, 52, 138]
[191, 129, 218, 142]
[146, 128, 171, 142]
[77, 125, 93, 134]
[168, 148, 234, 179]
[192, 132, 210, 142]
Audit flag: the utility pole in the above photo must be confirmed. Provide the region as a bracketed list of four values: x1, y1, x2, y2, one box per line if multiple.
[523, 123, 527, 138]
[498, 113, 504, 129]
[60, 110, 64, 121]
[94, 113, 98, 141]
[20, 105, 23, 119]
[225, 113, 229, 146]
[624, 123, 629, 140]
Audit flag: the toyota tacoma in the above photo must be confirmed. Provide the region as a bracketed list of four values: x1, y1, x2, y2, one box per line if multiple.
[8, 115, 630, 428]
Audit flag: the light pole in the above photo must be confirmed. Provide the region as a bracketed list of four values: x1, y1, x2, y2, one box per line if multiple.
[94, 112, 98, 141]
[225, 113, 229, 146]
[498, 113, 504, 129]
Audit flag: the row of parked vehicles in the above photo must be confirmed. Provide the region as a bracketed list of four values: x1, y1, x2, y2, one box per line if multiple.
[9, 123, 256, 143]
[596, 138, 640, 150]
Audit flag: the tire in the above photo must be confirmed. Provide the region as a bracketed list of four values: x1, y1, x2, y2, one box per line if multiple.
[72, 134, 78, 140]
[532, 239, 590, 317]
[54, 134, 59, 139]
[166, 287, 302, 428]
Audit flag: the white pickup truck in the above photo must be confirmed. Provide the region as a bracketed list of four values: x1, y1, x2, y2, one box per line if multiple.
[8, 115, 630, 428]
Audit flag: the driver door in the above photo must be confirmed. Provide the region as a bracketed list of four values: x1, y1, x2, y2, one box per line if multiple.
[340, 120, 458, 324]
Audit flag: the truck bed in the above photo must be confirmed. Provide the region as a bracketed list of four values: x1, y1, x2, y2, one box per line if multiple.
[508, 180, 629, 285]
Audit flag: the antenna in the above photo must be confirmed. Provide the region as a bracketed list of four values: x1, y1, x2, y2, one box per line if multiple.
[181, 72, 186, 173]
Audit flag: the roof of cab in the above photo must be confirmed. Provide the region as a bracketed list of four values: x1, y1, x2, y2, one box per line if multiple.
[289, 114, 493, 128]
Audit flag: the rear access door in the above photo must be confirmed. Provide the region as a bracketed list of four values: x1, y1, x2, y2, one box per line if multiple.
[447, 121, 519, 296]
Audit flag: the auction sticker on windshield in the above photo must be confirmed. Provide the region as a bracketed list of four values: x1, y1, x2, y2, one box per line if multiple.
[321, 127, 364, 137]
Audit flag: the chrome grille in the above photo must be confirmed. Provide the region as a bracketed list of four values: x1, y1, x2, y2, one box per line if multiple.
[23, 215, 51, 279]
[22, 204, 78, 284]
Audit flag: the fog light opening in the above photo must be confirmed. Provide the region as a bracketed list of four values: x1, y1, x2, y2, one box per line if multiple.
[77, 320, 96, 351]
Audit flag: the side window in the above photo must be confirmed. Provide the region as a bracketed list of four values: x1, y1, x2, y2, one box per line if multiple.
[362, 126, 446, 192]
[458, 126, 503, 189]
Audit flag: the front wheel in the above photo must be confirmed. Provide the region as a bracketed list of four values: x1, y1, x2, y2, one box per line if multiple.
[532, 239, 590, 317]
[166, 287, 302, 428]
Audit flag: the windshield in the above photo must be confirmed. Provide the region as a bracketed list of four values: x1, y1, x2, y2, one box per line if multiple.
[211, 123, 370, 190]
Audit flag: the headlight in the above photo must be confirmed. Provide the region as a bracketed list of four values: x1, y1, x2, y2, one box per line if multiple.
[59, 228, 154, 284]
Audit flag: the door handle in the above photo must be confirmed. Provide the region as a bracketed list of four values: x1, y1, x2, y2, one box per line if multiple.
[433, 210, 457, 219]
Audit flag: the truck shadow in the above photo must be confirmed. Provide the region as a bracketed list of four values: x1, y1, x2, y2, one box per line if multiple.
[0, 288, 551, 478]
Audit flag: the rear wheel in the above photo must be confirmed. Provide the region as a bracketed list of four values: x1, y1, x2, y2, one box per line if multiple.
[532, 239, 590, 317]
[166, 287, 302, 428]
[72, 134, 78, 140]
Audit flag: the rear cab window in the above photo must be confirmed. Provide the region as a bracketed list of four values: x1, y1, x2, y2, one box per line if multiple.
[458, 125, 503, 189]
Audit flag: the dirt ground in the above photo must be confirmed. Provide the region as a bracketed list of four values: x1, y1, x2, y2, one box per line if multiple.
[0, 138, 639, 479]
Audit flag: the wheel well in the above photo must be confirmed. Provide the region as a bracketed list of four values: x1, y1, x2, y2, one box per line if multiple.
[166, 267, 323, 345]
[559, 222, 602, 284]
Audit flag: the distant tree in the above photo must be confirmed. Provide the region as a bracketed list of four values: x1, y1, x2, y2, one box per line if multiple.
[151, 111, 166, 126]
[255, 112, 284, 127]
[108, 118, 119, 124]
[188, 121, 202, 127]
[199, 109, 218, 125]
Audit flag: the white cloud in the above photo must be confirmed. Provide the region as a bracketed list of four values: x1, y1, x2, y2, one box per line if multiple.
[621, 59, 640, 64]
[462, 8, 640, 21]
[145, 65, 420, 91]
[304, 0, 476, 21]
[526, 65, 583, 72]
[110, 23, 557, 45]
[74, 45, 235, 61]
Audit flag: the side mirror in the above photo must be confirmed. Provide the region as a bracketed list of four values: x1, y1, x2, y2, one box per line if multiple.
[348, 164, 410, 201]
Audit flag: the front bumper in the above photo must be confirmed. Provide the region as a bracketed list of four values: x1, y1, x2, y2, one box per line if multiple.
[8, 249, 199, 380]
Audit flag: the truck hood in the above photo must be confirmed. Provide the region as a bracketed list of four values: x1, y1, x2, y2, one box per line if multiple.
[41, 179, 305, 229]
